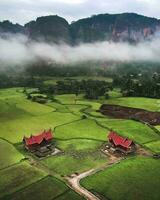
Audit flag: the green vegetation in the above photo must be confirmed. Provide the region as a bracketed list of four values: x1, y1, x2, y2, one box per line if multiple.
[108, 88, 122, 98]
[55, 94, 81, 104]
[66, 104, 88, 115]
[107, 97, 160, 112]
[15, 98, 53, 115]
[41, 110, 108, 176]
[42, 139, 106, 176]
[55, 119, 107, 140]
[0, 88, 24, 99]
[114, 72, 160, 98]
[97, 119, 159, 144]
[0, 162, 47, 199]
[46, 101, 70, 113]
[56, 190, 84, 200]
[0, 139, 24, 169]
[0, 112, 79, 143]
[57, 139, 102, 152]
[0, 95, 53, 121]
[42, 150, 106, 176]
[0, 99, 30, 121]
[3, 176, 84, 200]
[155, 125, 160, 131]
[81, 157, 160, 200]
[145, 140, 160, 153]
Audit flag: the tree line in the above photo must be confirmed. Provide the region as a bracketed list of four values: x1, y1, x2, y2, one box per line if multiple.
[39, 79, 112, 100]
[113, 72, 160, 98]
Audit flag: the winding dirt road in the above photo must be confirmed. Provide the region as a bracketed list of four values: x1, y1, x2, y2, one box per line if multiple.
[66, 154, 122, 200]
[66, 169, 100, 200]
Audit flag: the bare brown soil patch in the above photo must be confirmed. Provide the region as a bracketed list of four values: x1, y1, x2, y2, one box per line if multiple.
[100, 104, 160, 125]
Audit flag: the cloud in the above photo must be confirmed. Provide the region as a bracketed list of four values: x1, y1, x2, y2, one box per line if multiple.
[0, 0, 160, 25]
[0, 34, 160, 68]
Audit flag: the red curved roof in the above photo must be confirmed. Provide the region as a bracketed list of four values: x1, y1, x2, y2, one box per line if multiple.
[108, 131, 133, 148]
[24, 129, 53, 146]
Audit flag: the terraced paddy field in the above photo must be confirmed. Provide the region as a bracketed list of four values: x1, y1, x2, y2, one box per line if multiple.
[0, 111, 79, 143]
[3, 176, 84, 200]
[81, 157, 160, 200]
[145, 140, 160, 153]
[0, 162, 47, 199]
[0, 88, 160, 200]
[55, 119, 107, 140]
[0, 139, 24, 170]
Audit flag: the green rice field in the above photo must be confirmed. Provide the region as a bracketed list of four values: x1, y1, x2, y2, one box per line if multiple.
[0, 87, 160, 200]
[81, 157, 160, 200]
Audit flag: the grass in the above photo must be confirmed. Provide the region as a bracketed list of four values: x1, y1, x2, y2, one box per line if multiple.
[106, 97, 160, 112]
[0, 112, 79, 143]
[42, 139, 106, 176]
[3, 176, 83, 200]
[155, 125, 160, 131]
[55, 94, 79, 104]
[66, 104, 88, 115]
[81, 157, 160, 200]
[0, 89, 54, 124]
[0, 99, 31, 121]
[0, 162, 47, 199]
[41, 107, 108, 176]
[55, 94, 104, 118]
[97, 119, 160, 144]
[56, 190, 85, 200]
[77, 100, 101, 111]
[46, 101, 70, 113]
[0, 88, 24, 99]
[42, 152, 106, 176]
[55, 94, 101, 109]
[145, 140, 160, 153]
[57, 139, 102, 152]
[0, 139, 24, 169]
[83, 107, 105, 118]
[55, 118, 107, 140]
[15, 98, 54, 115]
[0, 90, 80, 143]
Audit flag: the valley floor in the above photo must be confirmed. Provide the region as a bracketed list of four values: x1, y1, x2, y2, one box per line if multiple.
[0, 88, 160, 200]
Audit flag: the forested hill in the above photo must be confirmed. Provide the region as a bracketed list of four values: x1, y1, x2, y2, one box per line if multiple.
[0, 13, 160, 43]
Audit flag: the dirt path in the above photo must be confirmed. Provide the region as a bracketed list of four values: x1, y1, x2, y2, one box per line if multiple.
[66, 154, 122, 200]
[65, 145, 153, 200]
[136, 145, 153, 157]
[66, 169, 100, 200]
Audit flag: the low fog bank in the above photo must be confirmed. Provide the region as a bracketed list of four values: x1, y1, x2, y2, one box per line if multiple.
[0, 34, 160, 68]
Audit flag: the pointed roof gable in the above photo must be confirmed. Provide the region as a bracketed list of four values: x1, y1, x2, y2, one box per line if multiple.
[43, 129, 52, 140]
[108, 131, 133, 148]
[24, 129, 53, 146]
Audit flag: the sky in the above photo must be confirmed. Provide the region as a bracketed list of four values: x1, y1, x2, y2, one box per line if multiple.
[0, 0, 160, 25]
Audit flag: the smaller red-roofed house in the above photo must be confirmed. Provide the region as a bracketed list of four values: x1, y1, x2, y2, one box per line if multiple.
[23, 129, 53, 152]
[108, 131, 136, 154]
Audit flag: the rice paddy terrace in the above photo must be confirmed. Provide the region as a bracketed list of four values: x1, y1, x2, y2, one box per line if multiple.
[0, 88, 160, 200]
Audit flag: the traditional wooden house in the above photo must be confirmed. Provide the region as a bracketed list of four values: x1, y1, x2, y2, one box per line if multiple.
[108, 131, 136, 154]
[23, 129, 53, 153]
